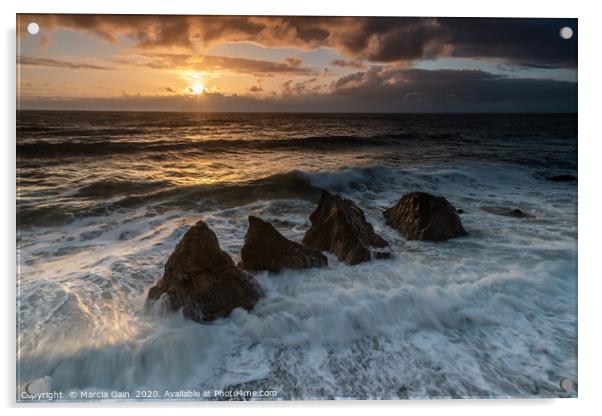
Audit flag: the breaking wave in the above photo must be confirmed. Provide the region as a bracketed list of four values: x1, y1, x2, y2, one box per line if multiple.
[17, 133, 418, 159]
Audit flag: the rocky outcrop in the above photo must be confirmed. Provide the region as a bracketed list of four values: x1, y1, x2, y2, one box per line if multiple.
[302, 191, 388, 265]
[146, 220, 263, 322]
[547, 174, 577, 182]
[240, 216, 327, 272]
[383, 192, 467, 241]
[480, 206, 535, 219]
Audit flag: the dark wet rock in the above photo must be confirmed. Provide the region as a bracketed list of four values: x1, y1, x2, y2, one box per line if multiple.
[480, 206, 535, 219]
[383, 192, 468, 241]
[240, 216, 327, 272]
[302, 191, 389, 265]
[547, 174, 577, 182]
[373, 251, 392, 260]
[146, 220, 263, 322]
[456, 208, 464, 214]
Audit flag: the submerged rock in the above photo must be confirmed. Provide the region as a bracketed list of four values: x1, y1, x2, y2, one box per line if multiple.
[240, 215, 327, 272]
[480, 206, 535, 219]
[146, 220, 263, 322]
[383, 192, 467, 241]
[302, 191, 389, 265]
[547, 174, 577, 182]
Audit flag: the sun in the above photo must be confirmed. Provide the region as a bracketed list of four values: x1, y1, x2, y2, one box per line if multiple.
[190, 83, 205, 95]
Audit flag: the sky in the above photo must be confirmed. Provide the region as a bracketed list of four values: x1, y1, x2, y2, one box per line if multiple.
[17, 15, 578, 112]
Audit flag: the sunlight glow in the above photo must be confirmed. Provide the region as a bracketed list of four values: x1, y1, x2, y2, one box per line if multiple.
[190, 83, 205, 95]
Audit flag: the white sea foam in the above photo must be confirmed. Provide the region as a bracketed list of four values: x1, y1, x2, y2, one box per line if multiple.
[17, 161, 577, 400]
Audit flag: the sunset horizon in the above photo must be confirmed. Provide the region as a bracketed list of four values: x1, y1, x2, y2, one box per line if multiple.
[17, 15, 577, 113]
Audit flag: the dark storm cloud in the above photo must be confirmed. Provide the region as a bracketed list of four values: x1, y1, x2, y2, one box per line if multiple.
[328, 67, 577, 111]
[323, 17, 577, 67]
[19, 15, 577, 68]
[337, 17, 449, 62]
[440, 18, 578, 68]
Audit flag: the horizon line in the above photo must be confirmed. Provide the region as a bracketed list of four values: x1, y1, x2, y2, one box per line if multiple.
[16, 109, 579, 115]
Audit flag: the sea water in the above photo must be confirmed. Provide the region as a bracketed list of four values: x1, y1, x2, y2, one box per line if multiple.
[17, 112, 577, 400]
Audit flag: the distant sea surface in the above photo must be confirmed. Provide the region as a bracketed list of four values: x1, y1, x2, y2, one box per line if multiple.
[17, 111, 577, 399]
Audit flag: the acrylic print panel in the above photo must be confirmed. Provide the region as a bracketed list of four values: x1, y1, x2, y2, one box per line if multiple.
[16, 14, 577, 402]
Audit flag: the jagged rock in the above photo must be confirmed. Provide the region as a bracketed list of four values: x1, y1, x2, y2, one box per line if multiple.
[481, 206, 535, 219]
[146, 220, 263, 322]
[302, 191, 388, 265]
[240, 216, 327, 272]
[547, 174, 577, 182]
[384, 192, 468, 241]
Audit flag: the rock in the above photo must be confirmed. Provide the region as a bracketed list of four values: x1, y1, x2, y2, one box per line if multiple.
[373, 251, 392, 260]
[480, 206, 535, 219]
[146, 220, 263, 322]
[302, 191, 388, 265]
[240, 216, 327, 272]
[547, 174, 577, 182]
[383, 192, 467, 241]
[456, 208, 464, 214]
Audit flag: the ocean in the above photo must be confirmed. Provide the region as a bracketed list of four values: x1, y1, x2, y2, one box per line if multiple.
[16, 111, 578, 400]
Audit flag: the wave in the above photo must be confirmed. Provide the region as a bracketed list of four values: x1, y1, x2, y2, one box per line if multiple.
[17, 133, 415, 159]
[17, 165, 404, 228]
[17, 126, 151, 138]
[17, 170, 323, 228]
[17, 161, 568, 229]
[75, 179, 171, 198]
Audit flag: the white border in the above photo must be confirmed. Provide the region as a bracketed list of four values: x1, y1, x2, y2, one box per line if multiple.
[3, 1, 601, 415]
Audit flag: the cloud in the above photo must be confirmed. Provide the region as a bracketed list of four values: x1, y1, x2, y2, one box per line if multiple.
[280, 77, 324, 96]
[19, 15, 577, 68]
[38, 34, 52, 50]
[332, 18, 449, 63]
[330, 59, 366, 69]
[19, 68, 577, 113]
[284, 57, 302, 67]
[116, 53, 316, 75]
[442, 18, 578, 68]
[332, 66, 499, 93]
[326, 67, 577, 111]
[17, 55, 113, 70]
[19, 51, 316, 76]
